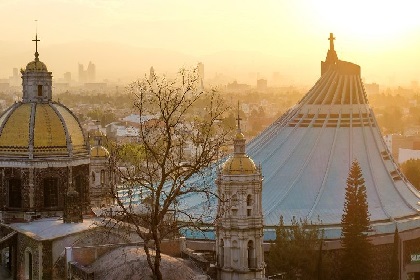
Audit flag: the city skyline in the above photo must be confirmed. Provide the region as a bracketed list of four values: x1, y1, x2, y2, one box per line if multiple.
[1, 0, 420, 86]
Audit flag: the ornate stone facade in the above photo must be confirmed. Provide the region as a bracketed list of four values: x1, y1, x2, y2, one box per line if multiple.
[216, 121, 264, 280]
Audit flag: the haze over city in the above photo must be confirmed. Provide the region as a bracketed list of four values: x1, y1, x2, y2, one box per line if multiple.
[1, 0, 420, 86]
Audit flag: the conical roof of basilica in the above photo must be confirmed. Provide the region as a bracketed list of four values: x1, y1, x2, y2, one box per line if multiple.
[244, 34, 420, 236]
[183, 34, 420, 238]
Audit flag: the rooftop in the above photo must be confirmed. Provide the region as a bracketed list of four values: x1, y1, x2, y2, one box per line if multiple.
[8, 217, 99, 241]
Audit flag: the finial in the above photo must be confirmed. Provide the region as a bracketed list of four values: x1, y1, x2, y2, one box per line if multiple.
[236, 101, 242, 131]
[328, 33, 335, 51]
[32, 20, 40, 61]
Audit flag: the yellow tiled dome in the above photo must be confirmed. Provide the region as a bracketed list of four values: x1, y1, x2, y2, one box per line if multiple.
[222, 154, 257, 175]
[235, 132, 245, 140]
[25, 60, 48, 72]
[90, 146, 109, 158]
[0, 102, 87, 157]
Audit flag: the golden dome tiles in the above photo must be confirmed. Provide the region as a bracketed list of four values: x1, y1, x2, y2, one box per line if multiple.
[26, 60, 48, 72]
[34, 104, 67, 147]
[222, 155, 257, 175]
[0, 104, 31, 147]
[0, 102, 88, 158]
[53, 104, 85, 147]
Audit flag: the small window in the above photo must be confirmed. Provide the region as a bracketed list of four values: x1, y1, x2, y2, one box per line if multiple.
[246, 194, 252, 206]
[9, 178, 22, 208]
[248, 240, 256, 268]
[91, 171, 95, 182]
[44, 178, 58, 207]
[25, 251, 33, 280]
[247, 209, 252, 216]
[37, 85, 43, 96]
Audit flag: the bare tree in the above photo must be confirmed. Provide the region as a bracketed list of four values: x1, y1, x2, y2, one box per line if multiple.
[108, 67, 230, 280]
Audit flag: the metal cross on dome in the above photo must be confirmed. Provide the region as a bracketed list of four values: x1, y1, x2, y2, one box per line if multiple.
[32, 34, 40, 53]
[32, 20, 40, 60]
[236, 101, 242, 131]
[329, 33, 335, 51]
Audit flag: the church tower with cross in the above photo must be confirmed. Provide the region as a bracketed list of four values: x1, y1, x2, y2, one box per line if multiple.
[21, 33, 53, 102]
[215, 106, 265, 280]
[321, 32, 339, 75]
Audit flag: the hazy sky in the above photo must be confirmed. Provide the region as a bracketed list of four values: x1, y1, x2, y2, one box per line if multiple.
[1, 0, 420, 86]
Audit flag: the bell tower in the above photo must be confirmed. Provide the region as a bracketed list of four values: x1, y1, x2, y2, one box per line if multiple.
[215, 106, 265, 280]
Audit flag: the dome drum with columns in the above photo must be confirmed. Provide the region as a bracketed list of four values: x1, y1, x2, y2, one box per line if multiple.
[0, 35, 90, 223]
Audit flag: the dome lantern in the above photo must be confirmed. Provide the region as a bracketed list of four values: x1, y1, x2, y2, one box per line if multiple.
[21, 32, 53, 103]
[221, 102, 257, 175]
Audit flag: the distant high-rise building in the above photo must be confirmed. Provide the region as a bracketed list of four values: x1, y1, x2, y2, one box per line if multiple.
[78, 63, 86, 83]
[87, 61, 96, 82]
[63, 72, 71, 83]
[257, 79, 267, 91]
[9, 67, 20, 86]
[78, 62, 96, 83]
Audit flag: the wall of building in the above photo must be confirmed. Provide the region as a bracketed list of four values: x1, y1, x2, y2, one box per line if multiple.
[16, 233, 45, 280]
[0, 164, 89, 217]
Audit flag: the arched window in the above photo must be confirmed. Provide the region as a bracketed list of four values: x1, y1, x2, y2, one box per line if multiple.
[248, 240, 256, 269]
[247, 194, 253, 216]
[9, 178, 22, 208]
[37, 85, 42, 97]
[25, 250, 33, 280]
[43, 178, 58, 208]
[246, 194, 252, 206]
[231, 194, 238, 216]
